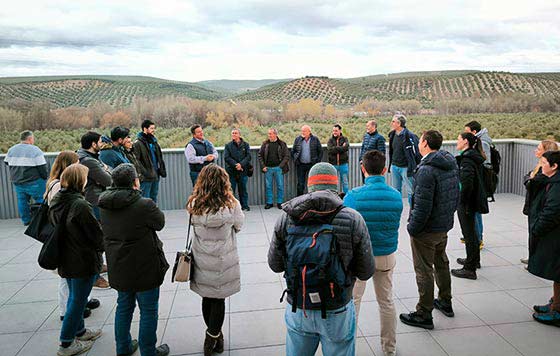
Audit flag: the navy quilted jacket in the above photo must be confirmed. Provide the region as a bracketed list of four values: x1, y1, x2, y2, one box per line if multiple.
[359, 131, 386, 161]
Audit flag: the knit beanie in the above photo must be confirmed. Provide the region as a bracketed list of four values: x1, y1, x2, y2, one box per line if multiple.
[307, 162, 338, 192]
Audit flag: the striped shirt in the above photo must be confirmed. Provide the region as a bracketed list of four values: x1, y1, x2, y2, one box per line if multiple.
[4, 143, 48, 184]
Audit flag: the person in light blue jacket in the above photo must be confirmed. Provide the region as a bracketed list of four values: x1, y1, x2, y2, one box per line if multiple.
[344, 150, 403, 356]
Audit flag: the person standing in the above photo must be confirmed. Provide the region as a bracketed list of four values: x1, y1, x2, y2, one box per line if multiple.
[186, 164, 244, 356]
[399, 130, 460, 330]
[99, 126, 131, 169]
[258, 128, 290, 209]
[292, 125, 323, 196]
[268, 162, 374, 356]
[133, 119, 167, 203]
[327, 124, 350, 194]
[50, 163, 104, 356]
[224, 128, 252, 211]
[184, 124, 218, 187]
[451, 133, 489, 280]
[526, 151, 560, 326]
[98, 164, 170, 356]
[4, 130, 48, 225]
[344, 150, 402, 356]
[388, 114, 420, 203]
[360, 119, 386, 159]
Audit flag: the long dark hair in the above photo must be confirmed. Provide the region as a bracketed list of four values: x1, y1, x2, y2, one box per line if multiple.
[460, 132, 486, 160]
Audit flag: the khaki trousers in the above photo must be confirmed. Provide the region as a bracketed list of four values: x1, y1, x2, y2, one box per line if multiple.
[353, 253, 397, 354]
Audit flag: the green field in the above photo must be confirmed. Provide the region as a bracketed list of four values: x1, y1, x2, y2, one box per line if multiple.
[1, 113, 558, 154]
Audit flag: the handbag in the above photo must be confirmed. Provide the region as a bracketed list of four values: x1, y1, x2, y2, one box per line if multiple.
[38, 203, 70, 270]
[25, 181, 57, 243]
[171, 215, 194, 282]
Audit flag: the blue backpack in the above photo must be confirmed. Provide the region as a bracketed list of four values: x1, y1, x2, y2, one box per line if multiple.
[281, 208, 350, 319]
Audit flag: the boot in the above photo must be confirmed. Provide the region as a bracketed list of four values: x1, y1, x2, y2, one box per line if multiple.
[204, 331, 219, 356]
[214, 331, 224, 353]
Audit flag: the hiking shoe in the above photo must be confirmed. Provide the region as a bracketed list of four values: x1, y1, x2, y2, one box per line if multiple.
[156, 344, 170, 356]
[57, 339, 93, 356]
[533, 310, 560, 327]
[264, 204, 273, 209]
[460, 237, 465, 244]
[117, 339, 139, 356]
[452, 267, 477, 280]
[534, 298, 554, 314]
[520, 257, 529, 264]
[86, 298, 100, 310]
[277, 203, 283, 209]
[456, 258, 480, 269]
[76, 328, 102, 342]
[241, 206, 251, 211]
[60, 308, 91, 321]
[93, 275, 110, 289]
[434, 299, 455, 317]
[214, 331, 224, 353]
[399, 312, 434, 330]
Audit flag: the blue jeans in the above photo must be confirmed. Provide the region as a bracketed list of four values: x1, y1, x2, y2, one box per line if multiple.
[474, 212, 483, 242]
[60, 275, 97, 343]
[230, 174, 249, 209]
[13, 178, 45, 224]
[285, 301, 356, 356]
[115, 288, 160, 356]
[333, 164, 349, 193]
[190, 172, 199, 187]
[265, 167, 284, 204]
[390, 165, 413, 204]
[140, 180, 160, 203]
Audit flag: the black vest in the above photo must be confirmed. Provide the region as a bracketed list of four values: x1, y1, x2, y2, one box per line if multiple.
[187, 138, 211, 173]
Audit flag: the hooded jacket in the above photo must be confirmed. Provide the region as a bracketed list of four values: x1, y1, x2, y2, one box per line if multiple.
[268, 190, 375, 310]
[77, 148, 112, 206]
[99, 144, 130, 169]
[133, 132, 167, 181]
[456, 148, 489, 215]
[407, 150, 460, 236]
[98, 187, 167, 292]
[49, 189, 104, 278]
[475, 128, 493, 167]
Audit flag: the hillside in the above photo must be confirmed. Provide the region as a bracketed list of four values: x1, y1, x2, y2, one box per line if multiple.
[0, 75, 223, 108]
[196, 79, 290, 94]
[234, 71, 560, 107]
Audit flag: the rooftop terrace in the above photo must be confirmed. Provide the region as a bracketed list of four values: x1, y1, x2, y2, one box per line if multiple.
[1, 194, 559, 355]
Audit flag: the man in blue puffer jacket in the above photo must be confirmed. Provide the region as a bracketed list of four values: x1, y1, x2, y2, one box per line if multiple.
[344, 150, 402, 356]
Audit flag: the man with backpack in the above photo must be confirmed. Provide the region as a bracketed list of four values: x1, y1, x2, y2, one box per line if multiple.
[268, 162, 375, 356]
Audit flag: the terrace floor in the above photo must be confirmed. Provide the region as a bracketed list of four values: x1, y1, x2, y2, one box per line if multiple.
[1, 194, 559, 356]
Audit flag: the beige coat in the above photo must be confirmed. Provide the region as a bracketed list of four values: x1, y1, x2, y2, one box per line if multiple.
[190, 200, 244, 299]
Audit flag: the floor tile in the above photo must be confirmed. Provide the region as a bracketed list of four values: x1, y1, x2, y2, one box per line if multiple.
[367, 332, 446, 356]
[0, 301, 56, 333]
[229, 309, 285, 349]
[430, 325, 523, 356]
[457, 291, 532, 325]
[492, 321, 560, 356]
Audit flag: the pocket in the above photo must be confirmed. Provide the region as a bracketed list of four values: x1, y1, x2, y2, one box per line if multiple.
[285, 305, 303, 332]
[324, 304, 354, 342]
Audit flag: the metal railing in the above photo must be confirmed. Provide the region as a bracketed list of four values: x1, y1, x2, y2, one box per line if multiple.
[0, 139, 541, 219]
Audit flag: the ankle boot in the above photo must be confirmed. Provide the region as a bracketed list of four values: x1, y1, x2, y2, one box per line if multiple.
[214, 331, 224, 353]
[203, 331, 219, 356]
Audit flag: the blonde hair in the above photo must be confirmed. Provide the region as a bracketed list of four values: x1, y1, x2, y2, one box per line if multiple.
[46, 151, 79, 195]
[186, 164, 236, 216]
[60, 163, 89, 192]
[532, 140, 560, 176]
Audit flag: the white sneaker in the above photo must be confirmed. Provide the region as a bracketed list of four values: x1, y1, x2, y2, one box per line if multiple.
[57, 339, 93, 356]
[76, 328, 102, 341]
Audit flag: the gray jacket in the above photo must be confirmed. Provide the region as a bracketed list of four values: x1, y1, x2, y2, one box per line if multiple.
[190, 200, 244, 299]
[476, 128, 493, 167]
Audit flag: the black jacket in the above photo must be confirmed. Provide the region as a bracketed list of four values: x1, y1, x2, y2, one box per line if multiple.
[133, 133, 167, 182]
[49, 190, 104, 278]
[258, 139, 290, 173]
[527, 172, 560, 281]
[224, 139, 251, 177]
[327, 135, 349, 165]
[98, 187, 168, 292]
[388, 128, 421, 176]
[292, 135, 323, 165]
[77, 148, 112, 206]
[268, 190, 375, 309]
[457, 149, 489, 215]
[407, 150, 460, 236]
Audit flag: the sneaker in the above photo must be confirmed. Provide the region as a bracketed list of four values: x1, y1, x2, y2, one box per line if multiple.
[86, 298, 100, 310]
[399, 311, 434, 330]
[479, 240, 484, 250]
[533, 310, 560, 327]
[534, 298, 554, 313]
[60, 308, 91, 321]
[434, 299, 455, 317]
[277, 203, 283, 209]
[117, 339, 139, 356]
[156, 343, 170, 356]
[93, 275, 110, 289]
[76, 328, 102, 342]
[520, 257, 529, 264]
[451, 267, 477, 280]
[204, 331, 219, 356]
[57, 339, 93, 356]
[264, 204, 273, 209]
[460, 237, 465, 244]
[456, 257, 480, 269]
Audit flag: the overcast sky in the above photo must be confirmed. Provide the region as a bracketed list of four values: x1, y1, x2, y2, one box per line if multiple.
[1, 0, 559, 82]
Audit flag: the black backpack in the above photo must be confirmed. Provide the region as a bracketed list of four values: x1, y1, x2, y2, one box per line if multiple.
[482, 144, 501, 202]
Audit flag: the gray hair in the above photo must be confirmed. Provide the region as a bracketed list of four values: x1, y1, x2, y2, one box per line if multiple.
[231, 128, 240, 134]
[268, 128, 278, 135]
[20, 130, 33, 141]
[111, 163, 138, 188]
[393, 113, 407, 128]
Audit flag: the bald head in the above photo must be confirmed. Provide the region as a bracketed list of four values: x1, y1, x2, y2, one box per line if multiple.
[301, 125, 311, 139]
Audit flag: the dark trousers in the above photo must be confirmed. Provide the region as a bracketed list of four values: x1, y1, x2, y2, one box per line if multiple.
[202, 297, 225, 335]
[230, 174, 249, 209]
[296, 163, 313, 196]
[190, 171, 199, 187]
[410, 231, 452, 316]
[457, 205, 480, 271]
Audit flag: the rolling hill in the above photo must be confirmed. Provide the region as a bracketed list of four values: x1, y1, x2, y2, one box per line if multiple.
[195, 79, 290, 94]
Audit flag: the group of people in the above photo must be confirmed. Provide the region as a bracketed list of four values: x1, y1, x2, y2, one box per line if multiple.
[3, 113, 560, 356]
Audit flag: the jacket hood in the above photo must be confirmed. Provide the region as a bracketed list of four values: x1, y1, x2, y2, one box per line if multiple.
[77, 148, 99, 160]
[422, 150, 458, 171]
[49, 189, 83, 213]
[461, 148, 486, 165]
[282, 190, 343, 224]
[192, 206, 237, 228]
[477, 128, 492, 143]
[98, 187, 142, 210]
